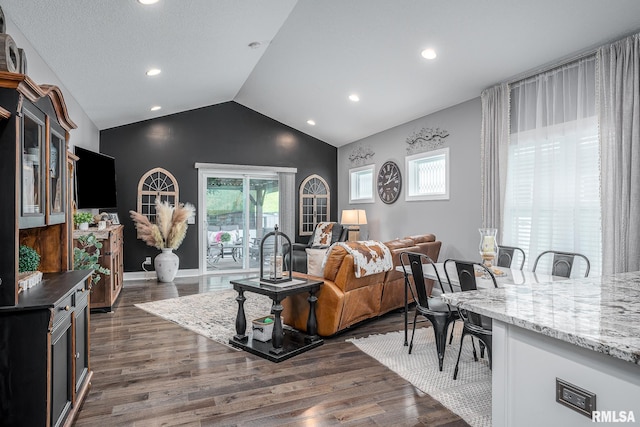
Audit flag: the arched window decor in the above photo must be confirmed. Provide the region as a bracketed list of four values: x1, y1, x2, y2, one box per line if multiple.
[137, 167, 179, 222]
[299, 174, 330, 236]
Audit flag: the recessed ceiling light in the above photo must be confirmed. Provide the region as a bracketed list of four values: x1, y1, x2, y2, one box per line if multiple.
[146, 68, 161, 76]
[307, 119, 316, 126]
[150, 105, 162, 111]
[421, 48, 437, 60]
[348, 94, 360, 102]
[138, 0, 159, 5]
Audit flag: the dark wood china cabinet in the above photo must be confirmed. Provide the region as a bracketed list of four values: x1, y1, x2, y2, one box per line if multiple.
[0, 71, 92, 427]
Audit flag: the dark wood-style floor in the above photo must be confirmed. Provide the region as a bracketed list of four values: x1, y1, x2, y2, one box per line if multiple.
[73, 275, 468, 426]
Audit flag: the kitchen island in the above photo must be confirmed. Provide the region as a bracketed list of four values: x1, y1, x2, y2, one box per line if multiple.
[442, 271, 640, 426]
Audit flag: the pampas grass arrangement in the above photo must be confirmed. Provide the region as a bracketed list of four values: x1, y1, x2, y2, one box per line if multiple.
[129, 199, 195, 250]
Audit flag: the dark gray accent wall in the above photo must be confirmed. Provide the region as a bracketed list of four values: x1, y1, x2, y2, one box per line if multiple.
[100, 101, 337, 272]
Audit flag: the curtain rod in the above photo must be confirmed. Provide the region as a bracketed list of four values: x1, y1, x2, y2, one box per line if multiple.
[507, 50, 596, 86]
[504, 28, 640, 87]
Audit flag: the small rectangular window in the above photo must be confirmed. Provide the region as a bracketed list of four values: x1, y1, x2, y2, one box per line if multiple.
[405, 148, 449, 201]
[349, 164, 374, 203]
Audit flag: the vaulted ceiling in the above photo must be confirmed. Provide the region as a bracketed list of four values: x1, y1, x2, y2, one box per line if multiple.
[3, 1, 640, 147]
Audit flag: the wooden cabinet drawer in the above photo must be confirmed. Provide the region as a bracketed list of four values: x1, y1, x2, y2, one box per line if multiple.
[52, 293, 74, 329]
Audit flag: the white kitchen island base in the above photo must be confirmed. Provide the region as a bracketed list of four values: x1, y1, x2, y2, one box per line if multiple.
[493, 321, 640, 426]
[441, 272, 640, 426]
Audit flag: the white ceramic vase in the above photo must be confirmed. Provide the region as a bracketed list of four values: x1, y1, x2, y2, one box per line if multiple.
[155, 248, 179, 282]
[78, 222, 89, 231]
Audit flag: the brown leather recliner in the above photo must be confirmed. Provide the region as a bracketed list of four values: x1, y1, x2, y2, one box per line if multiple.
[282, 234, 441, 336]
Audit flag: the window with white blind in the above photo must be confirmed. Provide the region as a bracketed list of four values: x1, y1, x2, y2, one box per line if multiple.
[502, 56, 601, 276]
[349, 164, 374, 203]
[405, 147, 449, 201]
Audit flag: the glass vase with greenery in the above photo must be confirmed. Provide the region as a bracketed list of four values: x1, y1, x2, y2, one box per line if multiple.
[73, 233, 110, 287]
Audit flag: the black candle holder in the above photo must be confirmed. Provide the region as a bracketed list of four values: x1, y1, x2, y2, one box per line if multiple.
[259, 225, 293, 284]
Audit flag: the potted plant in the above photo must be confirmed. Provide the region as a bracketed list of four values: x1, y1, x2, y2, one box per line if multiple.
[73, 233, 110, 287]
[18, 245, 43, 290]
[74, 211, 94, 230]
[18, 245, 40, 273]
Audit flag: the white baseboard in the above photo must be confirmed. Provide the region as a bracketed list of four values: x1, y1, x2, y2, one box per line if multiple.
[123, 268, 200, 284]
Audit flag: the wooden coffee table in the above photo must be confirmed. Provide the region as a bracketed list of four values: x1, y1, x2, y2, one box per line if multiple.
[229, 277, 323, 362]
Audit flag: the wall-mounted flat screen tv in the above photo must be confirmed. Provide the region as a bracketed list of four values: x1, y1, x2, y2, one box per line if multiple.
[74, 146, 118, 209]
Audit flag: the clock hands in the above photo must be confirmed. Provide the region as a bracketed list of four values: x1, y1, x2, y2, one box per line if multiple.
[385, 171, 398, 185]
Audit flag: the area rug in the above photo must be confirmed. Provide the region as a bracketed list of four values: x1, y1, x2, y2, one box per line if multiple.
[135, 289, 273, 349]
[347, 323, 491, 427]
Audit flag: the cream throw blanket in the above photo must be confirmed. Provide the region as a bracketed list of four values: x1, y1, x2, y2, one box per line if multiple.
[334, 241, 393, 278]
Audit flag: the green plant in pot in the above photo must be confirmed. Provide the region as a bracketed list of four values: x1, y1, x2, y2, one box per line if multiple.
[220, 232, 231, 243]
[73, 233, 110, 287]
[74, 211, 94, 230]
[19, 245, 40, 273]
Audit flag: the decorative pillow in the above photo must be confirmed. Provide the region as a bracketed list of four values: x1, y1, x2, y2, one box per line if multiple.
[306, 248, 328, 277]
[311, 222, 335, 248]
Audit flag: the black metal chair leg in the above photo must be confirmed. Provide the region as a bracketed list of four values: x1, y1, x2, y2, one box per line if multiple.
[479, 335, 493, 369]
[431, 318, 451, 372]
[448, 320, 456, 344]
[480, 341, 486, 358]
[408, 310, 419, 354]
[470, 336, 478, 362]
[453, 332, 466, 380]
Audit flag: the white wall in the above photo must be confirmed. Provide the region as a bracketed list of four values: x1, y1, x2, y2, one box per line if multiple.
[5, 16, 99, 151]
[338, 97, 482, 260]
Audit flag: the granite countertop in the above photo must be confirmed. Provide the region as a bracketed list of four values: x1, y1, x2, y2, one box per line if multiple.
[441, 271, 640, 365]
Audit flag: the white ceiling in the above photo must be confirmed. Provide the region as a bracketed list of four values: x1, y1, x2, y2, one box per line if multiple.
[2, 0, 640, 147]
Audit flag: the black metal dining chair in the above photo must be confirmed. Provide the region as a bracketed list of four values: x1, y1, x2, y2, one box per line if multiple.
[532, 250, 590, 278]
[496, 245, 526, 270]
[400, 251, 458, 372]
[443, 259, 498, 380]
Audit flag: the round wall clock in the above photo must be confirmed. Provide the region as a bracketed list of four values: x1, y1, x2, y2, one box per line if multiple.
[377, 160, 402, 204]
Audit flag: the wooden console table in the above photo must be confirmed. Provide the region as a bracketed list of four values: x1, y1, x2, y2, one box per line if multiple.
[229, 277, 323, 362]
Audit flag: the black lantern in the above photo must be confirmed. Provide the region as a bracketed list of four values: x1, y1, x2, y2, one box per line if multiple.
[259, 225, 293, 284]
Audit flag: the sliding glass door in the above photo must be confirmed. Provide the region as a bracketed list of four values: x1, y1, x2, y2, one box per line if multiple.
[202, 171, 279, 273]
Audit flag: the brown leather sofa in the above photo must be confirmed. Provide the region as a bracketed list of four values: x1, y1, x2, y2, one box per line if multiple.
[282, 234, 441, 336]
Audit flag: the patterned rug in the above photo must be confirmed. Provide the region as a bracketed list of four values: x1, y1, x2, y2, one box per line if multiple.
[347, 323, 492, 427]
[135, 289, 273, 349]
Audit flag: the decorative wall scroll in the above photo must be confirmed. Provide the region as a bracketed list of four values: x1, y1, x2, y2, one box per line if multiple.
[405, 127, 449, 154]
[349, 145, 375, 166]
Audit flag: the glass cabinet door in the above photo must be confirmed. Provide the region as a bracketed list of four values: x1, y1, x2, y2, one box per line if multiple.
[48, 125, 66, 224]
[20, 106, 46, 228]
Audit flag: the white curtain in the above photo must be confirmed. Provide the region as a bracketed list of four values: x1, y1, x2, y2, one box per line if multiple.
[278, 171, 296, 240]
[503, 56, 601, 276]
[599, 34, 640, 274]
[480, 83, 510, 231]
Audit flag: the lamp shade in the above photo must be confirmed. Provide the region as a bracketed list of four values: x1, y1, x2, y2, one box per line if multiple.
[341, 209, 367, 225]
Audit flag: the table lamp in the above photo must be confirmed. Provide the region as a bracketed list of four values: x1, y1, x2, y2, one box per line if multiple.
[341, 209, 367, 241]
